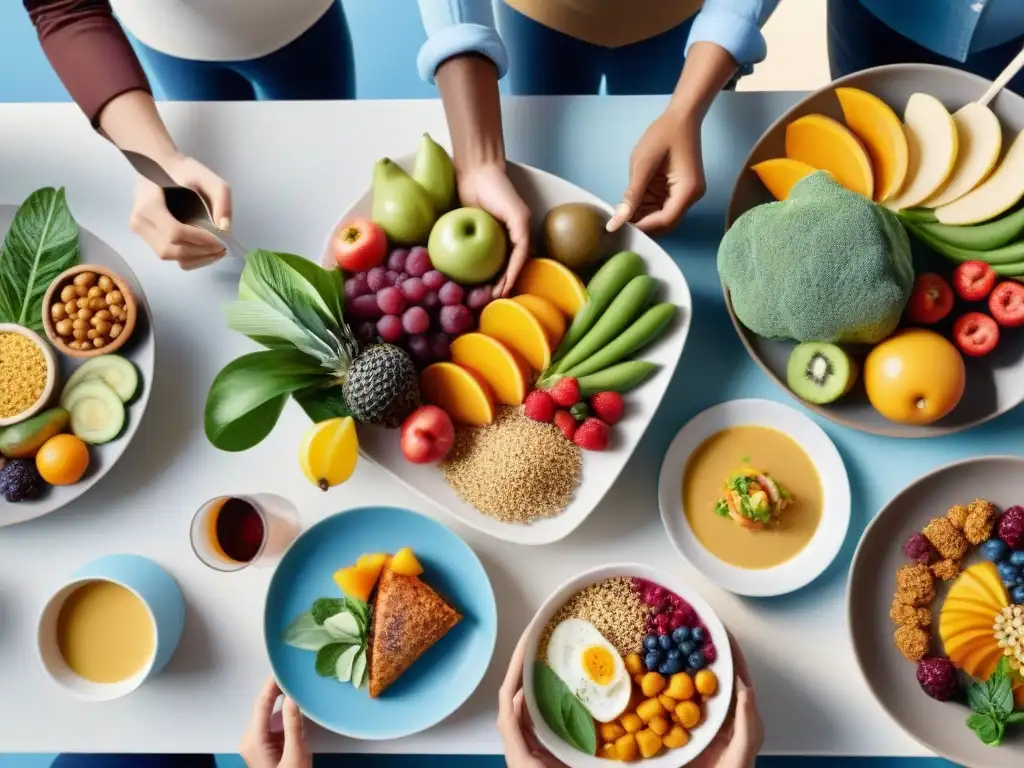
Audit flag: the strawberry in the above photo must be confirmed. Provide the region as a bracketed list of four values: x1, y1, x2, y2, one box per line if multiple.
[548, 377, 581, 407]
[553, 410, 576, 440]
[952, 261, 996, 302]
[573, 417, 610, 451]
[989, 281, 1024, 328]
[523, 390, 555, 422]
[590, 391, 624, 424]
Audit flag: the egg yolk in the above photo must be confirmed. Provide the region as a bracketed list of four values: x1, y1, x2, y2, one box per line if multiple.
[582, 645, 616, 685]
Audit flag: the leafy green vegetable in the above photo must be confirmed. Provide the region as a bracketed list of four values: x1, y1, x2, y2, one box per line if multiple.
[713, 499, 730, 518]
[311, 598, 347, 625]
[287, 596, 372, 690]
[323, 611, 361, 643]
[335, 645, 359, 682]
[0, 187, 80, 332]
[533, 662, 597, 755]
[281, 612, 335, 652]
[315, 643, 350, 677]
[352, 648, 368, 689]
[345, 597, 370, 628]
[294, 385, 350, 423]
[966, 657, 1023, 746]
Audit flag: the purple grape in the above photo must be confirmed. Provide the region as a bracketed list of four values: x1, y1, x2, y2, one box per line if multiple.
[349, 294, 383, 320]
[422, 290, 440, 310]
[439, 281, 465, 307]
[384, 270, 400, 286]
[406, 246, 431, 277]
[376, 315, 403, 343]
[429, 332, 452, 361]
[344, 273, 371, 300]
[439, 304, 473, 335]
[402, 306, 430, 335]
[422, 270, 445, 291]
[366, 267, 388, 292]
[387, 248, 409, 273]
[376, 286, 407, 316]
[400, 277, 428, 303]
[407, 334, 433, 366]
[466, 285, 493, 310]
[355, 321, 378, 345]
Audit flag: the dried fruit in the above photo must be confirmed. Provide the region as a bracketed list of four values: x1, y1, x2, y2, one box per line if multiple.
[916, 657, 958, 701]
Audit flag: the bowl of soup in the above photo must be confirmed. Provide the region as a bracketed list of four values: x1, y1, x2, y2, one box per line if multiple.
[37, 553, 185, 701]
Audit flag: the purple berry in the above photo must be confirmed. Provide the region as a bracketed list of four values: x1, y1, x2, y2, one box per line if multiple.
[422, 291, 440, 310]
[366, 267, 388, 292]
[355, 321, 377, 345]
[916, 657, 958, 701]
[402, 306, 430, 335]
[439, 281, 465, 307]
[998, 506, 1024, 549]
[466, 285, 493, 310]
[439, 304, 473, 335]
[349, 294, 383, 320]
[387, 248, 409, 273]
[376, 315, 403, 344]
[376, 286, 406, 316]
[422, 270, 445, 291]
[406, 246, 431, 277]
[384, 270, 400, 286]
[400, 277, 428, 303]
[902, 532, 937, 565]
[344, 274, 371, 300]
[406, 334, 432, 366]
[429, 332, 451, 362]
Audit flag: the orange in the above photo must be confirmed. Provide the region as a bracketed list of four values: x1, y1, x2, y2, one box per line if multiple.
[419, 362, 496, 426]
[479, 299, 552, 371]
[511, 294, 566, 345]
[35, 433, 89, 485]
[449, 333, 530, 406]
[511, 258, 586, 317]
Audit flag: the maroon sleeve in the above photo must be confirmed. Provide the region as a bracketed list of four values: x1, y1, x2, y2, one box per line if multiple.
[23, 0, 151, 125]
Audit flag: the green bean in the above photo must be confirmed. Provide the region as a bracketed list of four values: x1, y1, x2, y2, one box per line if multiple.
[918, 207, 1024, 251]
[563, 303, 676, 379]
[577, 362, 659, 397]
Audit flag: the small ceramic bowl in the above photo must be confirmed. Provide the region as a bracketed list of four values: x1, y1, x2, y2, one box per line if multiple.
[41, 264, 138, 359]
[37, 554, 185, 701]
[0, 323, 58, 427]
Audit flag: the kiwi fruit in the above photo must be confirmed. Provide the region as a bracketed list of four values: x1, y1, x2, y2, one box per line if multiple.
[786, 342, 858, 405]
[542, 203, 606, 270]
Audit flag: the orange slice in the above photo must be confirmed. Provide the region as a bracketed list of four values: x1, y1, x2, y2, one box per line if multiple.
[449, 332, 531, 406]
[512, 258, 586, 317]
[419, 362, 496, 426]
[479, 299, 553, 371]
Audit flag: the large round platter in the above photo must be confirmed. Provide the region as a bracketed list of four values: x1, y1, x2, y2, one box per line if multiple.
[658, 399, 850, 596]
[325, 158, 692, 545]
[263, 505, 497, 740]
[725, 64, 1024, 437]
[0, 205, 154, 527]
[848, 456, 1024, 766]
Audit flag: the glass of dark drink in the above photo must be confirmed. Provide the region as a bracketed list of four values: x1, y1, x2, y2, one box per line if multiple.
[190, 494, 300, 571]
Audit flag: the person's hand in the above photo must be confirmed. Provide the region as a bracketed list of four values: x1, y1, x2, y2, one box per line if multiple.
[498, 629, 568, 767]
[691, 637, 764, 768]
[240, 676, 311, 768]
[455, 161, 532, 298]
[129, 153, 232, 271]
[606, 107, 706, 236]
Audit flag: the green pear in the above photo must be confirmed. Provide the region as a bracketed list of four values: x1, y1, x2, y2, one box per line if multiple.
[371, 158, 436, 245]
[412, 133, 456, 214]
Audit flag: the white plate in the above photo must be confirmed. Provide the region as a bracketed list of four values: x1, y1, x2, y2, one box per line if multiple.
[522, 563, 734, 768]
[326, 157, 692, 545]
[657, 399, 851, 596]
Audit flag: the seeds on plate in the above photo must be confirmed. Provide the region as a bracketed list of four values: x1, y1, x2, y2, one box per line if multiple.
[539, 578, 651, 659]
[895, 563, 936, 607]
[889, 597, 932, 627]
[946, 503, 969, 530]
[0, 332, 48, 418]
[894, 624, 930, 662]
[441, 406, 581, 523]
[963, 498, 997, 545]
[930, 558, 960, 581]
[922, 516, 968, 561]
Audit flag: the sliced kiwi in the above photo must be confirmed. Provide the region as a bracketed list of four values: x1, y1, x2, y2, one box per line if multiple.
[786, 342, 858, 405]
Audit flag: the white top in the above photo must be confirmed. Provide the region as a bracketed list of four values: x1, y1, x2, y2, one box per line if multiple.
[109, 0, 336, 62]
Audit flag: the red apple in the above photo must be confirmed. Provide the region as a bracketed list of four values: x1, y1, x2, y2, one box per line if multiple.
[331, 218, 387, 272]
[401, 406, 455, 464]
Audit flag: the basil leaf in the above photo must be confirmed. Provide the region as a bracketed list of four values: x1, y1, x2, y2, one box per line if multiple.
[311, 598, 346, 625]
[968, 682, 992, 714]
[323, 611, 361, 642]
[996, 657, 1012, 678]
[0, 187, 80, 331]
[990, 673, 1014, 717]
[351, 648, 367, 689]
[344, 598, 371, 630]
[335, 645, 359, 683]
[532, 662, 596, 755]
[294, 385, 350, 423]
[562, 692, 598, 755]
[282, 612, 335, 652]
[315, 643, 349, 677]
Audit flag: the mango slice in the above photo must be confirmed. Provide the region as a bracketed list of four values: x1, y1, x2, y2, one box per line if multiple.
[785, 113, 874, 198]
[835, 87, 909, 202]
[479, 299, 552, 371]
[512, 294, 566, 345]
[419, 362, 496, 426]
[389, 547, 423, 577]
[333, 566, 378, 603]
[750, 158, 818, 201]
[512, 258, 586, 317]
[449, 332, 530, 406]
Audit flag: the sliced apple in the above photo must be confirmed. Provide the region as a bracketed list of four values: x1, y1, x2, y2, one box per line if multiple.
[835, 86, 909, 202]
[923, 102, 1002, 208]
[935, 129, 1024, 225]
[785, 114, 874, 198]
[750, 158, 818, 201]
[884, 93, 959, 210]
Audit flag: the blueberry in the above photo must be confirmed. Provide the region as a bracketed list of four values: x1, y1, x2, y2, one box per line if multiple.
[671, 626, 691, 645]
[688, 651, 706, 670]
[667, 649, 682, 661]
[1017, 575, 1024, 587]
[679, 640, 697, 656]
[1010, 551, 1024, 568]
[644, 652, 660, 671]
[664, 658, 683, 675]
[983, 538, 1011, 562]
[643, 635, 658, 652]
[691, 627, 706, 644]
[655, 650, 666, 664]
[997, 562, 1019, 584]
[1013, 586, 1024, 605]
[658, 634, 674, 651]
[683, 667, 697, 678]
[658, 661, 673, 676]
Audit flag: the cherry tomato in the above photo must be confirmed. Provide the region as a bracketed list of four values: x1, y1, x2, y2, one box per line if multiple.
[952, 260, 997, 302]
[331, 218, 387, 272]
[953, 312, 1000, 357]
[988, 281, 1024, 328]
[906, 273, 954, 325]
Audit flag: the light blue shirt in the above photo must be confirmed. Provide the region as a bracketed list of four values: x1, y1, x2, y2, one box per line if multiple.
[859, 0, 1024, 62]
[415, 0, 781, 84]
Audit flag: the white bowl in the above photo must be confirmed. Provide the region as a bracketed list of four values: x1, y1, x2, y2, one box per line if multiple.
[522, 563, 734, 767]
[658, 399, 851, 597]
[0, 323, 57, 427]
[326, 156, 692, 545]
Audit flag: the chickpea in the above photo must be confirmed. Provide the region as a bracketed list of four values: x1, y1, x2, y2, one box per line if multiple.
[68, 340, 81, 350]
[55, 318, 73, 336]
[74, 272, 97, 288]
[85, 286, 103, 299]
[94, 309, 111, 322]
[76, 297, 89, 310]
[60, 285, 76, 303]
[106, 289, 123, 305]
[64, 300, 78, 316]
[89, 298, 106, 311]
[92, 337, 106, 349]
[50, 303, 66, 321]
[94, 320, 112, 336]
[75, 284, 88, 298]
[72, 317, 89, 330]
[73, 328, 87, 342]
[77, 307, 93, 323]
[110, 323, 124, 340]
[98, 275, 113, 291]
[109, 306, 123, 320]
[87, 329, 99, 340]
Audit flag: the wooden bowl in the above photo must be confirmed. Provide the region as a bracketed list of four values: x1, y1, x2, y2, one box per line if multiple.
[41, 264, 138, 359]
[0, 323, 58, 427]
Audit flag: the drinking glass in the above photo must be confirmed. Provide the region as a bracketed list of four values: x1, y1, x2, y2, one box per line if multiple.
[190, 493, 300, 572]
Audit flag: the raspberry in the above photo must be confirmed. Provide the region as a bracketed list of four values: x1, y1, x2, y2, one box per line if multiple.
[998, 505, 1024, 549]
[916, 657, 959, 701]
[902, 532, 937, 565]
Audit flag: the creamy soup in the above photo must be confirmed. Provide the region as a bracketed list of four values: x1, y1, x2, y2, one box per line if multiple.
[56, 580, 155, 683]
[683, 426, 823, 569]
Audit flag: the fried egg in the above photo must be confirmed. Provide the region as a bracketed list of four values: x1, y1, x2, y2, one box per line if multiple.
[546, 618, 631, 722]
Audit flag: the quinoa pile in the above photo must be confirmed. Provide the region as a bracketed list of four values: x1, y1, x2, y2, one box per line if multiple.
[0, 332, 47, 419]
[441, 406, 582, 524]
[538, 577, 653, 659]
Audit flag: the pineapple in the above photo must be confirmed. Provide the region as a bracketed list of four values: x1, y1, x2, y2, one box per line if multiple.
[343, 343, 421, 427]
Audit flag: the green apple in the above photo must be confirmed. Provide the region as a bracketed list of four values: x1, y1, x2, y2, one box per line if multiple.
[427, 207, 507, 283]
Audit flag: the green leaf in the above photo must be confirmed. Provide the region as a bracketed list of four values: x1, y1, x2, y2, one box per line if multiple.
[1006, 712, 1024, 724]
[533, 662, 596, 755]
[272, 252, 344, 323]
[344, 598, 370, 630]
[989, 673, 1014, 717]
[996, 657, 1013, 679]
[0, 187, 80, 331]
[281, 612, 335, 652]
[351, 647, 368, 689]
[335, 645, 359, 683]
[294, 385, 350, 423]
[323, 611, 360, 642]
[561, 690, 597, 756]
[204, 349, 325, 452]
[311, 598, 346, 625]
[315, 643, 350, 677]
[968, 681, 993, 714]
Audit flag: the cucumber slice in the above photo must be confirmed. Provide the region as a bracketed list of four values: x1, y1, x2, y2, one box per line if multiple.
[65, 381, 126, 445]
[62, 355, 139, 405]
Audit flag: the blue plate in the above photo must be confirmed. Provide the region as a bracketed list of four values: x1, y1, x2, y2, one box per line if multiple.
[264, 505, 497, 740]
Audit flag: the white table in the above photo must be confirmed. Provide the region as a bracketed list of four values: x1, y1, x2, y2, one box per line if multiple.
[0, 95, 933, 756]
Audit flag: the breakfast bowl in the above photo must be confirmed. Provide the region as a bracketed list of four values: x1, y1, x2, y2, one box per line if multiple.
[0, 323, 58, 427]
[42, 263, 138, 359]
[37, 553, 185, 702]
[522, 563, 733, 766]
[724, 63, 1024, 437]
